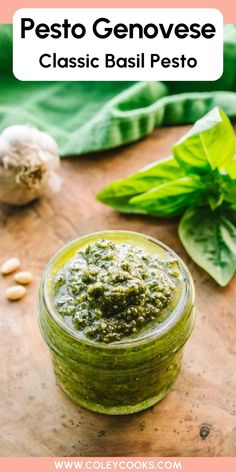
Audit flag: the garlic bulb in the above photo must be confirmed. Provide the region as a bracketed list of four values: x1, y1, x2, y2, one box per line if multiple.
[0, 125, 61, 206]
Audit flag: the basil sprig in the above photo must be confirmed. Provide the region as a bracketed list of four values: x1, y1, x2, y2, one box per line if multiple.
[97, 107, 236, 286]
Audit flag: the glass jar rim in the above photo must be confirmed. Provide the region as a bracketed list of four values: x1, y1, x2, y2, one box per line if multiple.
[41, 230, 195, 350]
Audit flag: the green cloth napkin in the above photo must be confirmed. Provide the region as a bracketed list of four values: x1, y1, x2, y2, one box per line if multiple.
[0, 24, 236, 156]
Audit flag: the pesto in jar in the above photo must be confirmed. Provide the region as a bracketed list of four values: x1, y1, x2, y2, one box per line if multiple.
[54, 240, 180, 343]
[39, 231, 195, 415]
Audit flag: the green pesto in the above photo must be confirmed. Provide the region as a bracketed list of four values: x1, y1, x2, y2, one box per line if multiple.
[38, 231, 195, 414]
[54, 240, 179, 343]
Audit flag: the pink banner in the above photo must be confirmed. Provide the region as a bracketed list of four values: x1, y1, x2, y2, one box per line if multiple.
[1, 458, 236, 472]
[0, 1, 236, 23]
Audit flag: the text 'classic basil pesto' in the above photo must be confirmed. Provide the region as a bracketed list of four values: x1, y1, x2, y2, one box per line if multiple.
[38, 231, 195, 414]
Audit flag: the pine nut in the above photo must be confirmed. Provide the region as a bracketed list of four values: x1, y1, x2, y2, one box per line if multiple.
[6, 285, 26, 301]
[14, 271, 32, 285]
[1, 257, 20, 275]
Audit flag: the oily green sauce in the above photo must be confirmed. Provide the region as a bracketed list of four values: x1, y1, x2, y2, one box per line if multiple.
[54, 239, 181, 343]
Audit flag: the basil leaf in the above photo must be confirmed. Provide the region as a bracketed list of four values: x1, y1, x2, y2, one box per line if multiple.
[130, 176, 204, 217]
[179, 206, 236, 286]
[215, 175, 236, 210]
[97, 156, 184, 213]
[225, 160, 236, 179]
[173, 107, 235, 172]
[222, 180, 236, 207]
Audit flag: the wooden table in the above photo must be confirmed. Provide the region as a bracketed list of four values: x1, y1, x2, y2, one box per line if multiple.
[1, 126, 236, 457]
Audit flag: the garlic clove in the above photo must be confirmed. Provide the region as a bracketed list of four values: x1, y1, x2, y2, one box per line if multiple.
[38, 130, 59, 157]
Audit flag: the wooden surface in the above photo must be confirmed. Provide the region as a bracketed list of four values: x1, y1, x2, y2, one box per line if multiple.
[1, 126, 236, 457]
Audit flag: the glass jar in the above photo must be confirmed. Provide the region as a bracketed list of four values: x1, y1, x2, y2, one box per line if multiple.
[38, 230, 195, 415]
